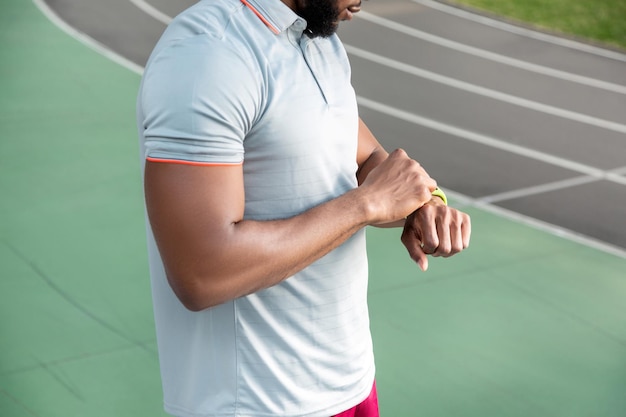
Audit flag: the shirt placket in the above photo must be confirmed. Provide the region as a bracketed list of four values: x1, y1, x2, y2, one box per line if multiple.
[299, 35, 332, 105]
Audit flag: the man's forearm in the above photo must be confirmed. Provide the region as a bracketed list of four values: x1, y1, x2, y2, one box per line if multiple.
[169, 187, 372, 311]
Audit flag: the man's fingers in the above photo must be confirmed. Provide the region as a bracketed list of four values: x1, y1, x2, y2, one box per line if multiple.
[420, 225, 440, 255]
[401, 225, 429, 271]
[412, 244, 429, 272]
[462, 213, 471, 248]
[418, 206, 471, 258]
[416, 250, 428, 272]
[415, 205, 440, 255]
[441, 211, 471, 256]
[402, 201, 471, 270]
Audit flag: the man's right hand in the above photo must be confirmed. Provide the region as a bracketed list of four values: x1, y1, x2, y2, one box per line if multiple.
[357, 148, 437, 225]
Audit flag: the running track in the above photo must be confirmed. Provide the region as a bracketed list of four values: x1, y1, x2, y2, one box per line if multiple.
[2, 0, 626, 416]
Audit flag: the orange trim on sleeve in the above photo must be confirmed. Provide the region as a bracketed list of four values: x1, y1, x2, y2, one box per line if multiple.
[240, 0, 280, 35]
[146, 157, 243, 167]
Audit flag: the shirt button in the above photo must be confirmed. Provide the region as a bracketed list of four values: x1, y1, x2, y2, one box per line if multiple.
[293, 19, 306, 31]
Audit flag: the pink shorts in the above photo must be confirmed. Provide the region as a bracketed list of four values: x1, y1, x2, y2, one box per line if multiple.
[331, 382, 379, 417]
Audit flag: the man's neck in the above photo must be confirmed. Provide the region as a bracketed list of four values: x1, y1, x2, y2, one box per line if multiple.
[280, 0, 299, 13]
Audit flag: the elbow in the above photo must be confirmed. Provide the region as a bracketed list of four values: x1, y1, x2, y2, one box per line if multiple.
[178, 294, 212, 312]
[166, 272, 225, 312]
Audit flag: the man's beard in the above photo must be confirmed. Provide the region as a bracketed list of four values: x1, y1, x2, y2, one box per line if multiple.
[298, 0, 340, 38]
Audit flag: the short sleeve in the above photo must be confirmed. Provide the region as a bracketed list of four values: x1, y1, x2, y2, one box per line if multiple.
[138, 34, 264, 165]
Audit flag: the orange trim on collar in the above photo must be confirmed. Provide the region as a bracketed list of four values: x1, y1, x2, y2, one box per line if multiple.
[146, 157, 243, 167]
[240, 0, 280, 34]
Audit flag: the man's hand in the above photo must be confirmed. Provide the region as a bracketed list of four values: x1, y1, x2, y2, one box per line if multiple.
[401, 197, 471, 271]
[358, 149, 437, 224]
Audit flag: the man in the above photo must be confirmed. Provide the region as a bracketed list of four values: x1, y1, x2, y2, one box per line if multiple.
[136, 0, 471, 415]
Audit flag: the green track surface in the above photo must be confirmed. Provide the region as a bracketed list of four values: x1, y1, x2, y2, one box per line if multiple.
[1, 0, 626, 416]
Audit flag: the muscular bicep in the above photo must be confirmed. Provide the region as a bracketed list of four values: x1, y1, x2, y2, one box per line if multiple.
[144, 161, 245, 302]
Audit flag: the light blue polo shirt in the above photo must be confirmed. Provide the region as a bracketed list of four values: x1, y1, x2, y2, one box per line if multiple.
[137, 0, 374, 415]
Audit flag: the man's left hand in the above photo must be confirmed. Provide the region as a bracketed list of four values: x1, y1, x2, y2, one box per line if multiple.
[401, 198, 471, 271]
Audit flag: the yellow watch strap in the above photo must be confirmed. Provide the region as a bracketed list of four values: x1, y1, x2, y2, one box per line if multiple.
[431, 187, 448, 205]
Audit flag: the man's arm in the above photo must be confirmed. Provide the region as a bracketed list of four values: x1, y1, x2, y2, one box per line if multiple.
[144, 148, 435, 311]
[355, 118, 471, 271]
[356, 118, 389, 185]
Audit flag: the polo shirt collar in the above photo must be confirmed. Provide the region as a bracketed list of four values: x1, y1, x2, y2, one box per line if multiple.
[241, 0, 306, 35]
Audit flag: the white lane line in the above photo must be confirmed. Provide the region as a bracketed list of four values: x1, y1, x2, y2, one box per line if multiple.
[605, 174, 626, 185]
[33, 0, 144, 75]
[412, 0, 626, 63]
[356, 96, 614, 178]
[480, 172, 626, 204]
[478, 176, 600, 204]
[473, 164, 626, 205]
[346, 45, 626, 134]
[356, 11, 626, 95]
[606, 167, 626, 184]
[129, 0, 172, 24]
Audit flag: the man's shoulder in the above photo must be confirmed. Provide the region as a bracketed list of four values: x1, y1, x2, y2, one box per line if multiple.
[157, 2, 242, 47]
[145, 0, 265, 71]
